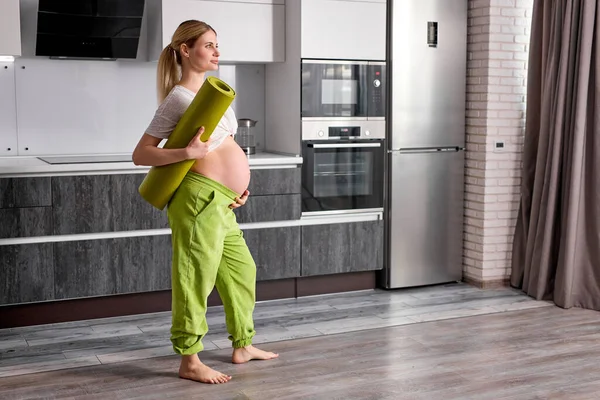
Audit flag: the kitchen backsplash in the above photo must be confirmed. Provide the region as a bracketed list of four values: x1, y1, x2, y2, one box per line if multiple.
[0, 0, 266, 157]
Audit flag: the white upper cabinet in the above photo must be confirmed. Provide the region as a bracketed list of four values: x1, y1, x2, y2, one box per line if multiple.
[301, 0, 387, 60]
[0, 0, 22, 57]
[150, 0, 285, 63]
[0, 62, 18, 156]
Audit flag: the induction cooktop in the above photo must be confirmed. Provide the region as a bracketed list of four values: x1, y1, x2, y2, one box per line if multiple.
[38, 154, 133, 165]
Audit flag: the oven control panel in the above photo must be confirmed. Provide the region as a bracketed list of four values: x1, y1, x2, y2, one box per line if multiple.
[304, 120, 385, 140]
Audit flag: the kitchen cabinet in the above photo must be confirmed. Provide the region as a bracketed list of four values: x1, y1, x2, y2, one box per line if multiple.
[0, 177, 52, 208]
[0, 243, 54, 305]
[247, 167, 301, 195]
[0, 207, 52, 239]
[150, 0, 285, 63]
[0, 174, 168, 237]
[0, 0, 21, 57]
[244, 226, 301, 281]
[301, 220, 384, 276]
[53, 235, 172, 300]
[0, 62, 18, 156]
[235, 194, 301, 223]
[301, 0, 387, 60]
[51, 174, 169, 235]
[0, 224, 301, 305]
[235, 167, 302, 222]
[0, 177, 53, 239]
[51, 175, 114, 235]
[48, 169, 300, 234]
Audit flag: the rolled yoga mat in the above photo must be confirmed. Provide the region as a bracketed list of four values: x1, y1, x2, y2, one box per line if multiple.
[138, 76, 236, 210]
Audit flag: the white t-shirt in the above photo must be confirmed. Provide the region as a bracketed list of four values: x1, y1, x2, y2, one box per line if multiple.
[145, 85, 238, 152]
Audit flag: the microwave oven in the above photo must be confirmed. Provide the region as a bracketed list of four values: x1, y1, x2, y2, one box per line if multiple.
[301, 59, 386, 140]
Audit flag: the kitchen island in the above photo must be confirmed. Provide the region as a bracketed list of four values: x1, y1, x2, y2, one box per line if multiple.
[0, 152, 383, 328]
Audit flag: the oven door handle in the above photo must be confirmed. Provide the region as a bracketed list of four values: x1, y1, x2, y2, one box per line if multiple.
[308, 143, 382, 149]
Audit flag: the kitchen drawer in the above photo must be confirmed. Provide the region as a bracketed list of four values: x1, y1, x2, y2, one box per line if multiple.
[51, 174, 169, 235]
[0, 243, 54, 305]
[247, 167, 301, 195]
[243, 226, 301, 281]
[301, 220, 384, 276]
[0, 177, 52, 208]
[53, 235, 172, 300]
[0, 207, 52, 239]
[234, 194, 301, 223]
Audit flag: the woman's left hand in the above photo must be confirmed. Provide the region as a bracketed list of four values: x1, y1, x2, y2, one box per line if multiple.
[230, 190, 250, 209]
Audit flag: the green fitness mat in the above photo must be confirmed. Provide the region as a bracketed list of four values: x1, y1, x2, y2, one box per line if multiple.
[138, 76, 236, 210]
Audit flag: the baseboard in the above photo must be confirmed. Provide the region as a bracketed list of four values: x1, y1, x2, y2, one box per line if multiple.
[462, 276, 510, 289]
[0, 271, 377, 329]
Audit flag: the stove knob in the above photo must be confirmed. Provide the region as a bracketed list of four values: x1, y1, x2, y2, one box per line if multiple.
[365, 130, 371, 136]
[318, 130, 325, 137]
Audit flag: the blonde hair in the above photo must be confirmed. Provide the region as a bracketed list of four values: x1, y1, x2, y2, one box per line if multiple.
[156, 20, 216, 102]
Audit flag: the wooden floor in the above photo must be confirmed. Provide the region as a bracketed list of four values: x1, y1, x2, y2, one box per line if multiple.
[1, 284, 600, 399]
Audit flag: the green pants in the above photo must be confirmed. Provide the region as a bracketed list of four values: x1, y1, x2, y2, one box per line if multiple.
[167, 171, 256, 355]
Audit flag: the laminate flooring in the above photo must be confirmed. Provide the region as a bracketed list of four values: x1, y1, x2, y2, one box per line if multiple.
[2, 283, 599, 399]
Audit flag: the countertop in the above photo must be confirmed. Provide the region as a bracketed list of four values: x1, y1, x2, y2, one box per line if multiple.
[0, 152, 303, 178]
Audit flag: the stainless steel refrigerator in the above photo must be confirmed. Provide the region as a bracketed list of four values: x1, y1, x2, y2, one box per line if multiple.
[382, 0, 467, 289]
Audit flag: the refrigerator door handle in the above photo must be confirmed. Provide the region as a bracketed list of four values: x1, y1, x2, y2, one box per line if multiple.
[388, 146, 464, 154]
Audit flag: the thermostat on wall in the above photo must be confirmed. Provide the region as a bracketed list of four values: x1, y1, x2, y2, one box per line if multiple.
[494, 140, 506, 152]
[427, 22, 438, 48]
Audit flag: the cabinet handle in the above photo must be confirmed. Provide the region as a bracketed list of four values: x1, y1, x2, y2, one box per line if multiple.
[309, 143, 382, 149]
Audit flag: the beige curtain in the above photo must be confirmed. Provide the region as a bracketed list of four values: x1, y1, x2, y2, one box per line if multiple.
[511, 0, 600, 310]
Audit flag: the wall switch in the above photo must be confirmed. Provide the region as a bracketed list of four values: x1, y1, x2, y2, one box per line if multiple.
[494, 140, 506, 152]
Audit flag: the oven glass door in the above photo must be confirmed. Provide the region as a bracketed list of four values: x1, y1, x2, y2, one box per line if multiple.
[301, 61, 369, 118]
[302, 140, 384, 213]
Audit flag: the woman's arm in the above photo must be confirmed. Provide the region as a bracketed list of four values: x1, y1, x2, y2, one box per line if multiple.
[132, 127, 210, 167]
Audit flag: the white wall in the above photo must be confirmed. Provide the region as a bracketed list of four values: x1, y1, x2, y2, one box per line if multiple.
[0, 0, 266, 157]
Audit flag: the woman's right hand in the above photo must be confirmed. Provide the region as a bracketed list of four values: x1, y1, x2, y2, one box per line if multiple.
[185, 127, 211, 159]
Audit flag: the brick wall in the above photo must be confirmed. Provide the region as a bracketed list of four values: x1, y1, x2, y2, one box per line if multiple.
[463, 0, 534, 287]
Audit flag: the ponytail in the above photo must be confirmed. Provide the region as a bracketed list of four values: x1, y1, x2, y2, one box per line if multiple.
[157, 45, 180, 103]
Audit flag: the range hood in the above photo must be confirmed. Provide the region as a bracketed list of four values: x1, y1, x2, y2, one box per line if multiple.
[35, 0, 145, 60]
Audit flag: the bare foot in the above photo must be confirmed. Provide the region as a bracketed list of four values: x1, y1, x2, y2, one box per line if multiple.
[179, 354, 231, 384]
[232, 345, 279, 364]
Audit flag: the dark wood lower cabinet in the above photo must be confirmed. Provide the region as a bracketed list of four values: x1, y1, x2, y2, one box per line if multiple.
[234, 194, 301, 223]
[51, 174, 169, 235]
[0, 207, 53, 239]
[53, 235, 172, 300]
[0, 216, 382, 319]
[53, 239, 117, 299]
[116, 236, 172, 293]
[0, 169, 301, 238]
[0, 177, 52, 208]
[247, 168, 301, 195]
[243, 227, 301, 281]
[301, 220, 384, 276]
[0, 225, 302, 306]
[0, 243, 54, 304]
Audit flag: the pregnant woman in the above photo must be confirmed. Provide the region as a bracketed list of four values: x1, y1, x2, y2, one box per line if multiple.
[132, 19, 278, 384]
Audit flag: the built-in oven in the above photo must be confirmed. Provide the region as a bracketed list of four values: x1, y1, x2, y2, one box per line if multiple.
[301, 126, 385, 215]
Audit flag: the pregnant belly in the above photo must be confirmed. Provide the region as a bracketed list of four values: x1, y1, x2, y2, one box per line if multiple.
[190, 136, 251, 196]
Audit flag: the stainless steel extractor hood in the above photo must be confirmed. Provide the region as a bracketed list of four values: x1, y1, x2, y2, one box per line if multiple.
[37, 154, 133, 164]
